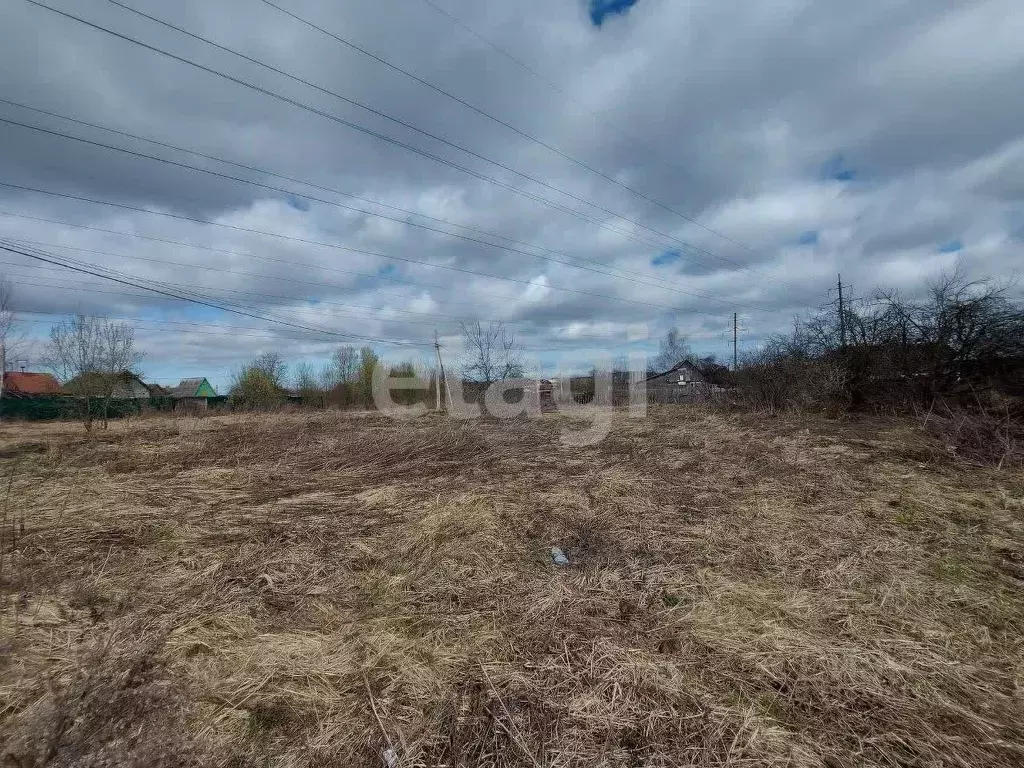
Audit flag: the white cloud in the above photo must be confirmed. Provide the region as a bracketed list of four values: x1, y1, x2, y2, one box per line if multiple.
[0, 0, 1020, 379]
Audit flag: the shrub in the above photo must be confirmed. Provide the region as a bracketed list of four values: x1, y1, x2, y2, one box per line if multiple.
[228, 367, 284, 411]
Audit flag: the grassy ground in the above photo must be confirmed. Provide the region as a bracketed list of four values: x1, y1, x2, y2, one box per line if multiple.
[0, 407, 1022, 767]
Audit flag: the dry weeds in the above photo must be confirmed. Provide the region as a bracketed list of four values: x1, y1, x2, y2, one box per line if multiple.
[0, 408, 1022, 767]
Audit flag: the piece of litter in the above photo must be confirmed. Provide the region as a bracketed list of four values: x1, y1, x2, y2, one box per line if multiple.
[551, 547, 569, 566]
[382, 747, 398, 767]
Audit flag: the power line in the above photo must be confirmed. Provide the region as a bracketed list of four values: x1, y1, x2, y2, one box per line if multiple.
[0, 209, 508, 312]
[0, 238, 495, 324]
[0, 97, 663, 294]
[415, 0, 576, 98]
[1, 96, 769, 306]
[13, 309, 343, 342]
[3, 265, 645, 351]
[0, 239, 430, 347]
[0, 180, 739, 316]
[18, 0, 623, 239]
[0, 113, 768, 310]
[4, 243, 638, 341]
[3, 210, 656, 334]
[413, 0, 764, 256]
[255, 0, 771, 265]
[25, 0, 790, 288]
[3, 209, 713, 337]
[15, 309, 642, 353]
[2, 260, 467, 331]
[20, 250, 461, 348]
[6, 260, 421, 352]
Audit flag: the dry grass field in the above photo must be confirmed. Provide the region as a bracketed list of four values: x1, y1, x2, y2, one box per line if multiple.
[0, 408, 1023, 767]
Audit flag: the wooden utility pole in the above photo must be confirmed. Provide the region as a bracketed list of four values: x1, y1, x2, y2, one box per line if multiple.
[837, 274, 847, 351]
[433, 331, 443, 412]
[732, 313, 738, 371]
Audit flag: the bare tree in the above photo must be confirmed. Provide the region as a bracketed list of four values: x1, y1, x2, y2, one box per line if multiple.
[250, 351, 287, 388]
[292, 360, 324, 407]
[735, 265, 1024, 413]
[314, 346, 357, 407]
[460, 321, 523, 384]
[43, 315, 144, 430]
[333, 346, 359, 384]
[651, 327, 690, 373]
[317, 361, 339, 403]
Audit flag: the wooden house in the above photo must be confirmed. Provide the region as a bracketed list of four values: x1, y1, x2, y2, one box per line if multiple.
[62, 371, 151, 400]
[2, 371, 62, 397]
[644, 359, 732, 403]
[170, 377, 217, 411]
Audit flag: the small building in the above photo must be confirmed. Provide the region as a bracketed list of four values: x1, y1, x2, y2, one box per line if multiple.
[2, 371, 63, 397]
[644, 359, 733, 403]
[170, 377, 217, 411]
[62, 371, 151, 400]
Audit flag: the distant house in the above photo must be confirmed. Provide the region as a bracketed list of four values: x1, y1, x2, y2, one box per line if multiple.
[170, 378, 217, 411]
[644, 359, 733, 403]
[2, 371, 62, 397]
[62, 371, 151, 400]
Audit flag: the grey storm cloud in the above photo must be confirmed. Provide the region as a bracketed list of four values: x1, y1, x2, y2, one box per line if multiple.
[0, 0, 1022, 385]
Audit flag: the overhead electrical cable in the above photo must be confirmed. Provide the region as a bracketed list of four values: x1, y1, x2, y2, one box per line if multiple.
[7, 275, 634, 351]
[0, 239, 430, 347]
[0, 96, 733, 299]
[25, 0, 788, 288]
[0, 180, 744, 315]
[254, 0, 771, 264]
[0, 113, 767, 310]
[0, 210, 513, 313]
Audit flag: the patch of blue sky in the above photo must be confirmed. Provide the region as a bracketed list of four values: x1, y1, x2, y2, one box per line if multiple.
[589, 0, 639, 27]
[820, 153, 856, 182]
[286, 195, 310, 212]
[140, 305, 227, 323]
[651, 249, 681, 267]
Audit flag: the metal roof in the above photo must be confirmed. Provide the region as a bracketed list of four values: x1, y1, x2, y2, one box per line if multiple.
[3, 371, 63, 395]
[170, 378, 208, 398]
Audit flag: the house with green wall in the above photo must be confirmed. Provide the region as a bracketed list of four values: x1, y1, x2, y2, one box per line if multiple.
[170, 377, 217, 410]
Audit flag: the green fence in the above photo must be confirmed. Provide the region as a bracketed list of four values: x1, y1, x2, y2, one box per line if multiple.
[1, 396, 150, 421]
[1, 394, 232, 421]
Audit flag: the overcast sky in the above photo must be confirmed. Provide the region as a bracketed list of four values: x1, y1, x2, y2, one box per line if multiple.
[1, 0, 1022, 388]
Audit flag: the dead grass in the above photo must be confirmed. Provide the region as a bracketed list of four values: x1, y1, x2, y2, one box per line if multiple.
[1, 407, 1023, 766]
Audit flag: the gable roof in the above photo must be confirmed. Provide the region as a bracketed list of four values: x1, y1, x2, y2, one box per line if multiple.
[645, 358, 734, 387]
[63, 371, 150, 398]
[171, 377, 215, 398]
[3, 371, 62, 395]
[645, 359, 706, 383]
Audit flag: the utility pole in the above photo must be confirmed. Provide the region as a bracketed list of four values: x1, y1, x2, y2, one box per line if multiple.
[433, 330, 443, 412]
[837, 274, 847, 352]
[733, 313, 738, 371]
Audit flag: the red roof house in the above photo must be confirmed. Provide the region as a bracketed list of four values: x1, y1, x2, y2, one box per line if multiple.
[2, 371, 63, 396]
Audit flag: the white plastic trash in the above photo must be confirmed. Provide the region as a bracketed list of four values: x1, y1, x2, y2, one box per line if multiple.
[551, 547, 569, 566]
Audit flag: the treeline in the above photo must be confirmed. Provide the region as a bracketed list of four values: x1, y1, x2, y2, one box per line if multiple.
[228, 347, 431, 410]
[736, 269, 1024, 413]
[734, 270, 1024, 466]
